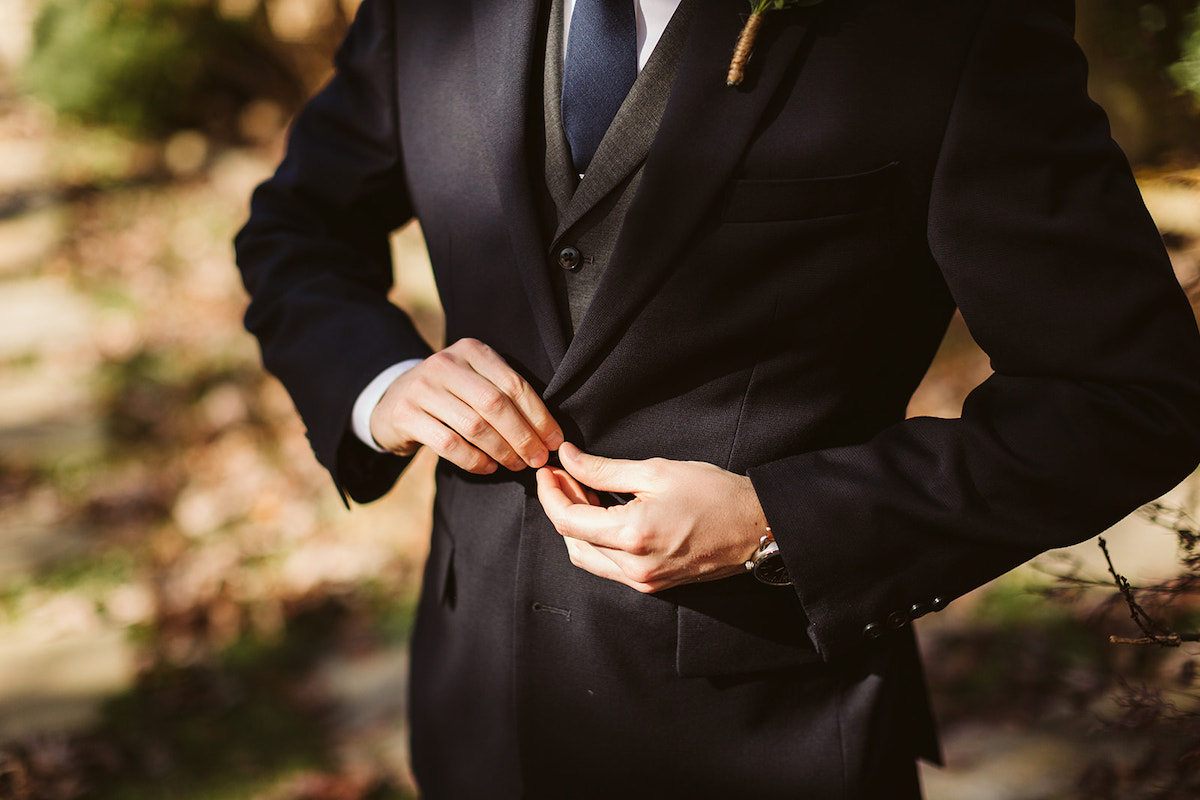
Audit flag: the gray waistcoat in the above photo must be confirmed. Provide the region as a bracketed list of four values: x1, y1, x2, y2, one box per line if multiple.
[543, 0, 694, 331]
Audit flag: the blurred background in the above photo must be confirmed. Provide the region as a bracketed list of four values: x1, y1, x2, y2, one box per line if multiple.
[0, 1, 1198, 798]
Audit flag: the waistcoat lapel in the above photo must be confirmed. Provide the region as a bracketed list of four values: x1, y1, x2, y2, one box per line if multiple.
[545, 0, 831, 399]
[542, 0, 578, 219]
[545, 0, 695, 237]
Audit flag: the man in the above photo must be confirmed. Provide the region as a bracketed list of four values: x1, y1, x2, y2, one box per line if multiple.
[235, 0, 1200, 796]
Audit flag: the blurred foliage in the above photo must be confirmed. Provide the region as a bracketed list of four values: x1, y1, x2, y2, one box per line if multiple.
[21, 0, 302, 137]
[1084, 1, 1194, 69]
[1037, 1, 1200, 161]
[925, 566, 1200, 798]
[17, 0, 1200, 148]
[0, 595, 417, 800]
[1, 1, 1198, 797]
[1174, 6, 1200, 98]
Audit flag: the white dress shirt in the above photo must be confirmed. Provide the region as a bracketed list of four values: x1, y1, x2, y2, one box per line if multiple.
[353, 0, 685, 451]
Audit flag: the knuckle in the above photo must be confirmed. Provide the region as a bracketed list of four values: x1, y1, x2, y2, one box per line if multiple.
[627, 564, 658, 585]
[424, 350, 456, 373]
[632, 579, 664, 594]
[428, 429, 458, 453]
[622, 527, 652, 557]
[497, 373, 527, 400]
[459, 413, 490, 439]
[460, 337, 489, 356]
[509, 428, 541, 454]
[466, 452, 493, 473]
[476, 388, 507, 415]
[390, 388, 419, 412]
[644, 458, 668, 481]
[500, 455, 526, 471]
[403, 369, 429, 392]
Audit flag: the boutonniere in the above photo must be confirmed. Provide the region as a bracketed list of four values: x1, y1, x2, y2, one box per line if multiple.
[727, 0, 825, 87]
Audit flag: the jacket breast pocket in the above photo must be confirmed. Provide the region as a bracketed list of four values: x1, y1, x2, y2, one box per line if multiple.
[720, 161, 901, 223]
[675, 574, 821, 678]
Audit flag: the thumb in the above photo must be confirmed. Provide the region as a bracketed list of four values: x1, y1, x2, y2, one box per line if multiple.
[558, 442, 646, 495]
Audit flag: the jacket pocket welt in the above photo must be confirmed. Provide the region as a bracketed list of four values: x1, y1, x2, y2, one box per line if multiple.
[720, 161, 900, 223]
[675, 574, 820, 678]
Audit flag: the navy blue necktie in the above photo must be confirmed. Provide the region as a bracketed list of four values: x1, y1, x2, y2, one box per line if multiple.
[561, 0, 637, 174]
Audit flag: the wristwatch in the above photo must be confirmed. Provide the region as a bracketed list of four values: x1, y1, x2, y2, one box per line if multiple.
[745, 528, 791, 586]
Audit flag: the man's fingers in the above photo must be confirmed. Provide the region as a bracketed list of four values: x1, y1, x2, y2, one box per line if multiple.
[434, 343, 559, 468]
[465, 344, 564, 452]
[543, 465, 601, 506]
[395, 339, 560, 469]
[536, 467, 626, 545]
[557, 442, 653, 494]
[535, 468, 596, 520]
[404, 414, 498, 474]
[562, 537, 661, 594]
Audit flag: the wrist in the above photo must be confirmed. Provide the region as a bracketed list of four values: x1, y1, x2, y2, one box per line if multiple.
[352, 359, 424, 451]
[735, 477, 789, 585]
[735, 474, 769, 548]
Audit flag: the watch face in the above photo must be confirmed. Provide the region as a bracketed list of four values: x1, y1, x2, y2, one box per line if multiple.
[753, 555, 791, 586]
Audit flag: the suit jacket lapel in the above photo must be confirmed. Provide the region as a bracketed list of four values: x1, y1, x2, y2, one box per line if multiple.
[472, 0, 569, 369]
[545, 0, 828, 399]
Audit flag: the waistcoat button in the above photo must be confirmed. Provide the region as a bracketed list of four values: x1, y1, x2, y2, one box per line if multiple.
[557, 246, 582, 271]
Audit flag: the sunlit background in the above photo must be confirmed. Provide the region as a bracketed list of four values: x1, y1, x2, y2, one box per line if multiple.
[0, 1, 1198, 798]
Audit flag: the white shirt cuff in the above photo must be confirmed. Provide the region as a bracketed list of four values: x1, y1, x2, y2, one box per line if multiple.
[351, 359, 425, 452]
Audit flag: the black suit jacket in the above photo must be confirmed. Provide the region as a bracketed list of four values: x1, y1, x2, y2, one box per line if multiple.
[235, 0, 1200, 796]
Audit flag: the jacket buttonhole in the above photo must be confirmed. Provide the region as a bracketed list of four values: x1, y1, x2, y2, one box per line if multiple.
[531, 601, 572, 621]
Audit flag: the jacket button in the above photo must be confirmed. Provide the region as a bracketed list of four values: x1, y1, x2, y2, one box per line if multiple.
[886, 610, 909, 629]
[862, 622, 884, 640]
[557, 245, 582, 271]
[930, 596, 947, 612]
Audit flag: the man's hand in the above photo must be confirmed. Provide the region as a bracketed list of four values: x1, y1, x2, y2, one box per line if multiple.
[370, 338, 563, 474]
[536, 443, 770, 592]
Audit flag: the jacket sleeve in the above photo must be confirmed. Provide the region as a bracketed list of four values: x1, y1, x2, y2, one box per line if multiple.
[234, 0, 430, 503]
[747, 0, 1200, 662]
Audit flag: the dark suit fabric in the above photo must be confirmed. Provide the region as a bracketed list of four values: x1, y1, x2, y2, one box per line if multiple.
[542, 0, 693, 329]
[235, 0, 1200, 797]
